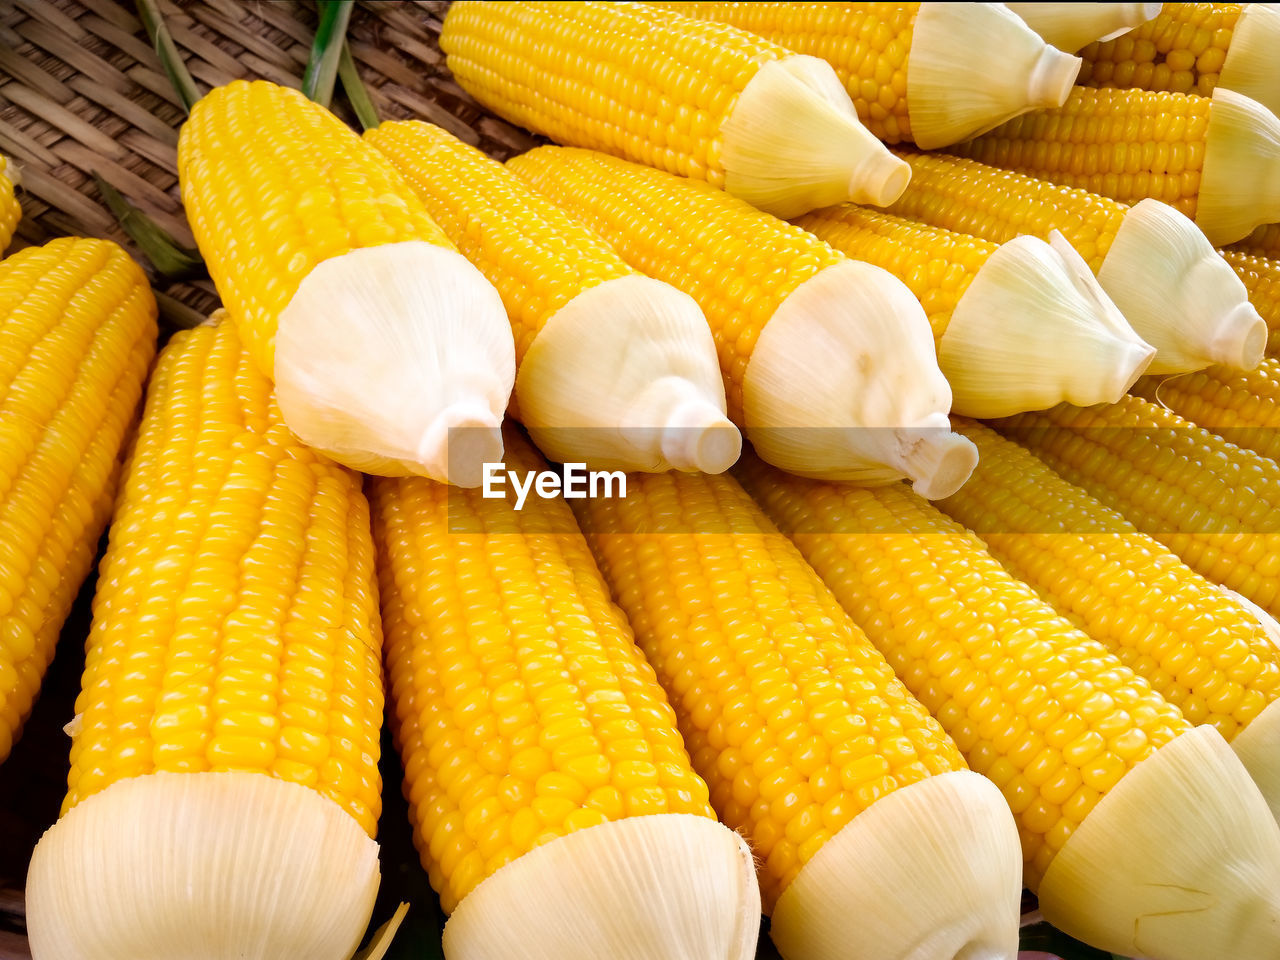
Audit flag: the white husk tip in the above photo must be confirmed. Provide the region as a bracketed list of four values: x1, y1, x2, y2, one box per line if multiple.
[420, 403, 505, 489]
[1003, 3, 1161, 51]
[1197, 87, 1280, 246]
[25, 772, 380, 960]
[907, 3, 1081, 149]
[1097, 198, 1263, 373]
[721, 55, 908, 218]
[743, 261, 973, 494]
[1232, 699, 1280, 824]
[1038, 725, 1280, 960]
[771, 771, 1021, 960]
[1218, 3, 1280, 118]
[441, 814, 761, 960]
[941, 230, 1154, 418]
[274, 241, 515, 482]
[516, 275, 737, 473]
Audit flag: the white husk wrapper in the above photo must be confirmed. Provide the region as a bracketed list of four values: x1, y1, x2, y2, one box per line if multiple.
[1218, 3, 1280, 117]
[770, 771, 1021, 960]
[1232, 699, 1280, 824]
[720, 56, 910, 218]
[1197, 87, 1280, 246]
[516, 274, 740, 473]
[25, 772, 381, 960]
[1003, 2, 1162, 51]
[1, 153, 19, 188]
[909, 3, 1082, 148]
[441, 813, 761, 960]
[1038, 725, 1280, 960]
[1097, 198, 1265, 373]
[941, 230, 1154, 417]
[274, 241, 515, 486]
[742, 260, 978, 500]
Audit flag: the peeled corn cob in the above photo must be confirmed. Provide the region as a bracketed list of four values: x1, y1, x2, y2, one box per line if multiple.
[0, 155, 19, 253]
[736, 450, 1280, 960]
[573, 469, 1021, 960]
[1079, 3, 1280, 115]
[363, 119, 738, 474]
[178, 79, 515, 485]
[440, 1, 910, 218]
[938, 417, 1280, 816]
[950, 84, 1280, 246]
[649, 2, 1081, 148]
[370, 427, 759, 960]
[995, 394, 1280, 618]
[0, 238, 155, 765]
[26, 316, 388, 960]
[1007, 2, 1162, 52]
[885, 149, 1268, 371]
[508, 144, 975, 497]
[794, 204, 1154, 413]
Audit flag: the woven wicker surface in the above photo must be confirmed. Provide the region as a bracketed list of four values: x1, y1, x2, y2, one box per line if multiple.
[0, 0, 537, 322]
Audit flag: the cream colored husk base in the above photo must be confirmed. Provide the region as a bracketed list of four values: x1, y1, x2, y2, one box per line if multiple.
[770, 771, 1021, 960]
[517, 274, 739, 473]
[1098, 198, 1264, 373]
[1038, 725, 1280, 960]
[1003, 3, 1161, 52]
[1197, 87, 1280, 247]
[441, 813, 760, 960]
[1218, 4, 1280, 118]
[743, 260, 977, 499]
[721, 56, 910, 218]
[25, 772, 381, 960]
[908, 3, 1081, 149]
[274, 241, 515, 486]
[941, 231, 1154, 418]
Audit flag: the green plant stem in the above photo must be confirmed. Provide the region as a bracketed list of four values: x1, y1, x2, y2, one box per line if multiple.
[134, 0, 201, 113]
[93, 173, 206, 282]
[304, 0, 355, 108]
[339, 41, 380, 131]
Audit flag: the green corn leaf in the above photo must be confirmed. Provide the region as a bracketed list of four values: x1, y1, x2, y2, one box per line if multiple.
[93, 173, 206, 283]
[339, 41, 380, 132]
[304, 0, 355, 108]
[134, 0, 201, 113]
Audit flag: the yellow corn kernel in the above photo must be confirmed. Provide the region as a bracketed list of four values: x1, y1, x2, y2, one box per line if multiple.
[734, 453, 1192, 889]
[65, 317, 384, 837]
[0, 238, 156, 764]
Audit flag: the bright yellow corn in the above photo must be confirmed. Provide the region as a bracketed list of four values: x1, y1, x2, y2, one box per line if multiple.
[995, 394, 1280, 617]
[939, 417, 1280, 740]
[370, 430, 715, 914]
[1132, 360, 1280, 462]
[0, 155, 19, 254]
[0, 238, 156, 764]
[734, 453, 1192, 889]
[1079, 3, 1241, 97]
[65, 317, 384, 836]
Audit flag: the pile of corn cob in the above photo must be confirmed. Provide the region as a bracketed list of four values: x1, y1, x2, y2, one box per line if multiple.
[7, 3, 1280, 960]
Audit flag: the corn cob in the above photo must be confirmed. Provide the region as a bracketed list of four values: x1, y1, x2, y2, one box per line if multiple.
[0, 155, 19, 253]
[1079, 3, 1280, 115]
[1007, 2, 1162, 52]
[507, 145, 974, 497]
[938, 417, 1280, 816]
[0, 238, 156, 766]
[794, 203, 1154, 413]
[736, 450, 1280, 960]
[363, 120, 738, 474]
[950, 84, 1280, 247]
[995, 394, 1280, 619]
[648, 2, 1080, 149]
[884, 149, 1267, 371]
[178, 79, 514, 485]
[573, 469, 1021, 960]
[1132, 360, 1280, 462]
[440, 1, 910, 218]
[370, 428, 759, 960]
[25, 316, 387, 960]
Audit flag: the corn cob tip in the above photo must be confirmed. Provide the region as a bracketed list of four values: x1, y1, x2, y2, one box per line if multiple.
[907, 3, 1081, 150]
[1232, 698, 1280, 824]
[1038, 725, 1280, 960]
[1218, 2, 1280, 118]
[272, 241, 515, 483]
[743, 260, 973, 492]
[1004, 2, 1161, 53]
[720, 56, 910, 217]
[26, 772, 381, 960]
[1197, 87, 1280, 247]
[440, 814, 761, 960]
[1096, 198, 1265, 373]
[516, 274, 738, 473]
[770, 771, 1021, 960]
[939, 231, 1154, 418]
